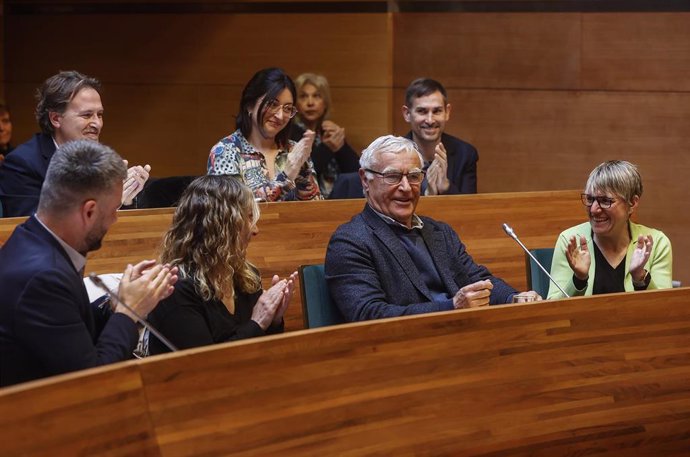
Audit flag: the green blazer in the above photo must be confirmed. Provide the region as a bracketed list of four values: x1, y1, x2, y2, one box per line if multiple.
[547, 221, 672, 299]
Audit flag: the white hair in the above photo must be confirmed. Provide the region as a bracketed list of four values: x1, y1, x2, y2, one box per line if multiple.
[359, 135, 423, 176]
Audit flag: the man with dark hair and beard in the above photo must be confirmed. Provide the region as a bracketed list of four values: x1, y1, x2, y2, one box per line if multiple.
[0, 140, 177, 387]
[402, 78, 478, 195]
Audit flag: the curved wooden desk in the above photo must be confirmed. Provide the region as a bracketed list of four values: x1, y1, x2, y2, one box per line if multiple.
[2, 288, 690, 456]
[0, 190, 585, 330]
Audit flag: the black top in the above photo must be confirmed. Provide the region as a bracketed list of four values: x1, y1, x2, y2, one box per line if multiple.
[592, 242, 626, 295]
[147, 276, 284, 354]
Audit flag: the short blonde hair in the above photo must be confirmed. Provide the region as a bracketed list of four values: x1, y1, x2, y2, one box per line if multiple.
[294, 73, 332, 120]
[585, 160, 643, 204]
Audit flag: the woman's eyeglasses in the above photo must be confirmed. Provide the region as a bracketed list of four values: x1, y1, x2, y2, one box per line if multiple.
[266, 99, 298, 119]
[581, 193, 616, 209]
[365, 168, 426, 185]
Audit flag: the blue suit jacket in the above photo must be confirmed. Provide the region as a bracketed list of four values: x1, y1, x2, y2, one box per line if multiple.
[0, 216, 138, 387]
[0, 133, 55, 217]
[324, 205, 517, 321]
[406, 132, 478, 195]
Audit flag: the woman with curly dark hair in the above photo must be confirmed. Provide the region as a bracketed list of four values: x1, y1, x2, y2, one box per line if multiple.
[146, 175, 296, 354]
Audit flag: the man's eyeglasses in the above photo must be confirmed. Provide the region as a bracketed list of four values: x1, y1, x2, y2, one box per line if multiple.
[266, 99, 298, 119]
[581, 193, 617, 209]
[364, 168, 425, 185]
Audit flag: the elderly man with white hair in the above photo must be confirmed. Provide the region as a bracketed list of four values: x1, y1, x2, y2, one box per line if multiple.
[325, 135, 539, 322]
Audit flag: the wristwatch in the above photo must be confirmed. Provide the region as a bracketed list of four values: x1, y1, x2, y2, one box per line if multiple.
[632, 270, 651, 289]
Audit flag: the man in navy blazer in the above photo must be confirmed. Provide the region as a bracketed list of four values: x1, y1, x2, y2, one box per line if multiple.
[402, 78, 478, 195]
[0, 70, 150, 218]
[325, 135, 538, 322]
[0, 140, 177, 387]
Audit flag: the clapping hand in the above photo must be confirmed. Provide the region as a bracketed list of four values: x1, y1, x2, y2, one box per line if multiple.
[565, 234, 590, 281]
[321, 120, 346, 152]
[629, 235, 653, 281]
[122, 160, 151, 206]
[285, 130, 315, 180]
[117, 260, 178, 321]
[426, 142, 450, 195]
[251, 272, 298, 330]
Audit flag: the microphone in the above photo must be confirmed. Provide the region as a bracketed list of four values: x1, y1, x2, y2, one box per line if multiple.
[502, 223, 570, 298]
[88, 273, 178, 352]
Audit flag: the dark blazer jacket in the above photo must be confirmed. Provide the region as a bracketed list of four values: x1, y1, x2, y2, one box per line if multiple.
[324, 204, 517, 322]
[0, 216, 138, 387]
[406, 131, 478, 195]
[0, 133, 56, 217]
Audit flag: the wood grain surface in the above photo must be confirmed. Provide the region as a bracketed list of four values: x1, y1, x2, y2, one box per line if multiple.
[2, 287, 689, 455]
[0, 190, 584, 330]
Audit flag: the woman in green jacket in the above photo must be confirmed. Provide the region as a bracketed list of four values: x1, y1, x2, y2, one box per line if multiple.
[548, 160, 672, 299]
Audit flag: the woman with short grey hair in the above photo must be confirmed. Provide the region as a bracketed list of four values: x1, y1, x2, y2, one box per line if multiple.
[548, 160, 672, 299]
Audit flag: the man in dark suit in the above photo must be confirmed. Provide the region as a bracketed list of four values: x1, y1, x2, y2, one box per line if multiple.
[402, 78, 478, 195]
[0, 71, 151, 217]
[0, 140, 177, 387]
[325, 135, 538, 322]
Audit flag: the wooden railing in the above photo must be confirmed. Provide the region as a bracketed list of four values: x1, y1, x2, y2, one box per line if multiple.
[2, 288, 690, 455]
[1, 190, 585, 329]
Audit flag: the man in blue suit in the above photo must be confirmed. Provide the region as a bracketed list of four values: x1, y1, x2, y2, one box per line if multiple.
[0, 140, 177, 387]
[325, 135, 538, 322]
[0, 71, 150, 217]
[403, 78, 478, 195]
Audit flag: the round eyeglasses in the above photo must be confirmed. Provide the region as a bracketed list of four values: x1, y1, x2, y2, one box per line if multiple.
[364, 168, 426, 185]
[581, 193, 616, 209]
[265, 99, 298, 119]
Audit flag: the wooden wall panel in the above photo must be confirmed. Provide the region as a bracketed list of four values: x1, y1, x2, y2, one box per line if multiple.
[4, 12, 391, 177]
[393, 13, 581, 90]
[3, 10, 690, 285]
[582, 13, 690, 91]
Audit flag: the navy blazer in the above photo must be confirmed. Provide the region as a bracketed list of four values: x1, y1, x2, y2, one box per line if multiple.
[0, 216, 138, 387]
[325, 205, 517, 322]
[0, 133, 56, 217]
[405, 132, 478, 195]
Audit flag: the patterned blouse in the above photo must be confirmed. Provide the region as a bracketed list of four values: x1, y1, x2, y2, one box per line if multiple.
[207, 129, 322, 202]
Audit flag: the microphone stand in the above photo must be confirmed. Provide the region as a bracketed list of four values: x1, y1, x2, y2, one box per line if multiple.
[88, 273, 178, 352]
[502, 223, 570, 299]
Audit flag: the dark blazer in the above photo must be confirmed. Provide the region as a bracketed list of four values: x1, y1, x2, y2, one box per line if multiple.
[0, 133, 56, 217]
[325, 204, 517, 321]
[0, 216, 138, 387]
[147, 276, 284, 355]
[405, 131, 478, 195]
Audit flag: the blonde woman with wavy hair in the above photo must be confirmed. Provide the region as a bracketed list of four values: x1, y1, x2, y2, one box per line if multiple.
[146, 175, 296, 354]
